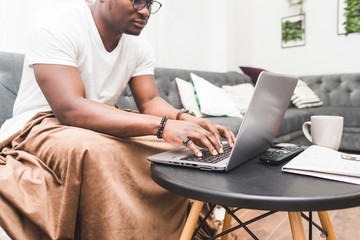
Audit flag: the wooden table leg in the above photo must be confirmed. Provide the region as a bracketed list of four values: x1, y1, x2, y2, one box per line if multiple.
[180, 200, 204, 240]
[317, 211, 337, 240]
[221, 207, 234, 240]
[288, 212, 306, 240]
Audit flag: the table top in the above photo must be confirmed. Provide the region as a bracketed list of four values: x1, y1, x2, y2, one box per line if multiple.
[151, 156, 360, 211]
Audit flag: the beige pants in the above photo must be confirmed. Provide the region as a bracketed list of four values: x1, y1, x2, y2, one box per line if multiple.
[0, 112, 189, 240]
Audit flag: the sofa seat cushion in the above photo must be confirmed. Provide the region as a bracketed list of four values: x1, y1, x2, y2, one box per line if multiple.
[204, 117, 242, 135]
[277, 107, 360, 137]
[305, 107, 360, 128]
[277, 108, 313, 137]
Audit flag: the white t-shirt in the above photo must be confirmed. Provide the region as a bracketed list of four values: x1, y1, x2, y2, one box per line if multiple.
[0, 1, 155, 142]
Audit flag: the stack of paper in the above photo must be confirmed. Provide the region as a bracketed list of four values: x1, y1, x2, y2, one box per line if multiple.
[282, 145, 360, 185]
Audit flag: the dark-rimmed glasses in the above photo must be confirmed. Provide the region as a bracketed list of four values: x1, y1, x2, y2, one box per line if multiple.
[132, 0, 162, 14]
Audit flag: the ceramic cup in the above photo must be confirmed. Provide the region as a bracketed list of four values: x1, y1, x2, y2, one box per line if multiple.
[302, 115, 344, 150]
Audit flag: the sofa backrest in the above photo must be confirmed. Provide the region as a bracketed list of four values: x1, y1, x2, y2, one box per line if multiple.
[0, 52, 24, 126]
[300, 74, 360, 107]
[116, 67, 252, 110]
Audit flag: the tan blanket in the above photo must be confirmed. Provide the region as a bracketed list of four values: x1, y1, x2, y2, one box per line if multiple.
[0, 112, 190, 239]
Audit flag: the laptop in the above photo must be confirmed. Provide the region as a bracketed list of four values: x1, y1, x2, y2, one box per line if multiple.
[148, 71, 298, 172]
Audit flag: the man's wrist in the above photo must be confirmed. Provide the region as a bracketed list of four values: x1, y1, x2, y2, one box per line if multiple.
[176, 109, 196, 120]
[156, 116, 168, 139]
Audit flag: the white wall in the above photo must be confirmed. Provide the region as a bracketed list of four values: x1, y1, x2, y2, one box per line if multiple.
[1, 0, 359, 75]
[250, 0, 360, 75]
[143, 0, 360, 75]
[227, 0, 255, 72]
[142, 0, 229, 71]
[142, 0, 254, 72]
[0, 0, 85, 53]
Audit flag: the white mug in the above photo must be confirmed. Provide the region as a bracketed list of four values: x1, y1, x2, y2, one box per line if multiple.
[302, 115, 344, 150]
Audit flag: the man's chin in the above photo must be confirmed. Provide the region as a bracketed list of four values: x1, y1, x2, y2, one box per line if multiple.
[126, 28, 144, 36]
[125, 29, 143, 36]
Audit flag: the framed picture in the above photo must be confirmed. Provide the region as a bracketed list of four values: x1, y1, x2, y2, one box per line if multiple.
[289, 0, 304, 5]
[281, 14, 305, 48]
[337, 0, 360, 35]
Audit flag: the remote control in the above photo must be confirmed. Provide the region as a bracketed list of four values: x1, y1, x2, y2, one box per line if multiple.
[259, 145, 304, 165]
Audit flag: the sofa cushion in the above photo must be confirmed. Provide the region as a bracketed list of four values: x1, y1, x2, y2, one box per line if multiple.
[291, 79, 323, 109]
[239, 66, 266, 84]
[0, 52, 25, 126]
[240, 67, 326, 110]
[175, 77, 203, 117]
[222, 83, 255, 114]
[190, 73, 241, 117]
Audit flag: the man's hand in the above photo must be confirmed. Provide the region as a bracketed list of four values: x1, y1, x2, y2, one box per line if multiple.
[161, 116, 236, 157]
[187, 116, 236, 148]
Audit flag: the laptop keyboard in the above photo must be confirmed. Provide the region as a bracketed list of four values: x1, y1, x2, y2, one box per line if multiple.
[181, 143, 231, 163]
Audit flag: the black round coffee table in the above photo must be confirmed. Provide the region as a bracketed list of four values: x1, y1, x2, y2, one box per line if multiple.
[151, 157, 360, 239]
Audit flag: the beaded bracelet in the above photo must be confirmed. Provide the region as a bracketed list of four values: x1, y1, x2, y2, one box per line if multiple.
[156, 116, 168, 139]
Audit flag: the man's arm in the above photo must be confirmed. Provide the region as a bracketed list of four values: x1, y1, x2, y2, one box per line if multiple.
[33, 64, 162, 137]
[129, 74, 179, 118]
[34, 64, 235, 156]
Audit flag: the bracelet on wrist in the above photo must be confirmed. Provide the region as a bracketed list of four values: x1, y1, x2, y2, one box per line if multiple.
[176, 108, 196, 120]
[156, 116, 168, 139]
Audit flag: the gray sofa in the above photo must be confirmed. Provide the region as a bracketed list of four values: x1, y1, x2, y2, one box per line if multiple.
[1, 51, 360, 152]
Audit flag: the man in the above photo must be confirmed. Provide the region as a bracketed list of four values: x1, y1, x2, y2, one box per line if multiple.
[0, 0, 235, 239]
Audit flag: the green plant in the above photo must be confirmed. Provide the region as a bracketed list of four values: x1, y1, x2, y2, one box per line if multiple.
[282, 19, 305, 43]
[343, 0, 360, 35]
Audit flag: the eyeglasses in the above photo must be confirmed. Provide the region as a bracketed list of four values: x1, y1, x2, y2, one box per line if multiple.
[132, 0, 162, 14]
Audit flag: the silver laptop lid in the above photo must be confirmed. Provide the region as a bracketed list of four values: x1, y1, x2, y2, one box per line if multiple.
[225, 71, 298, 171]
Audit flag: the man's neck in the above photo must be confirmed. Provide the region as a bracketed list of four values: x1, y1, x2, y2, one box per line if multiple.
[88, 3, 122, 52]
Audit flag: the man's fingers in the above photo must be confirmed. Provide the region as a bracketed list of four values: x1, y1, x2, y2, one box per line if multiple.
[188, 133, 221, 156]
[170, 120, 235, 156]
[206, 124, 222, 144]
[199, 120, 222, 145]
[221, 128, 236, 148]
[185, 139, 203, 157]
[213, 124, 235, 148]
[203, 131, 223, 154]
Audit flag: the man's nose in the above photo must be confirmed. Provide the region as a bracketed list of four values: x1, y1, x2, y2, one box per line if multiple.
[137, 5, 150, 18]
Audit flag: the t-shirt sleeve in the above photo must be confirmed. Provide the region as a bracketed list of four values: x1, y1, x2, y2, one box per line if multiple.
[27, 14, 79, 68]
[132, 37, 155, 77]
